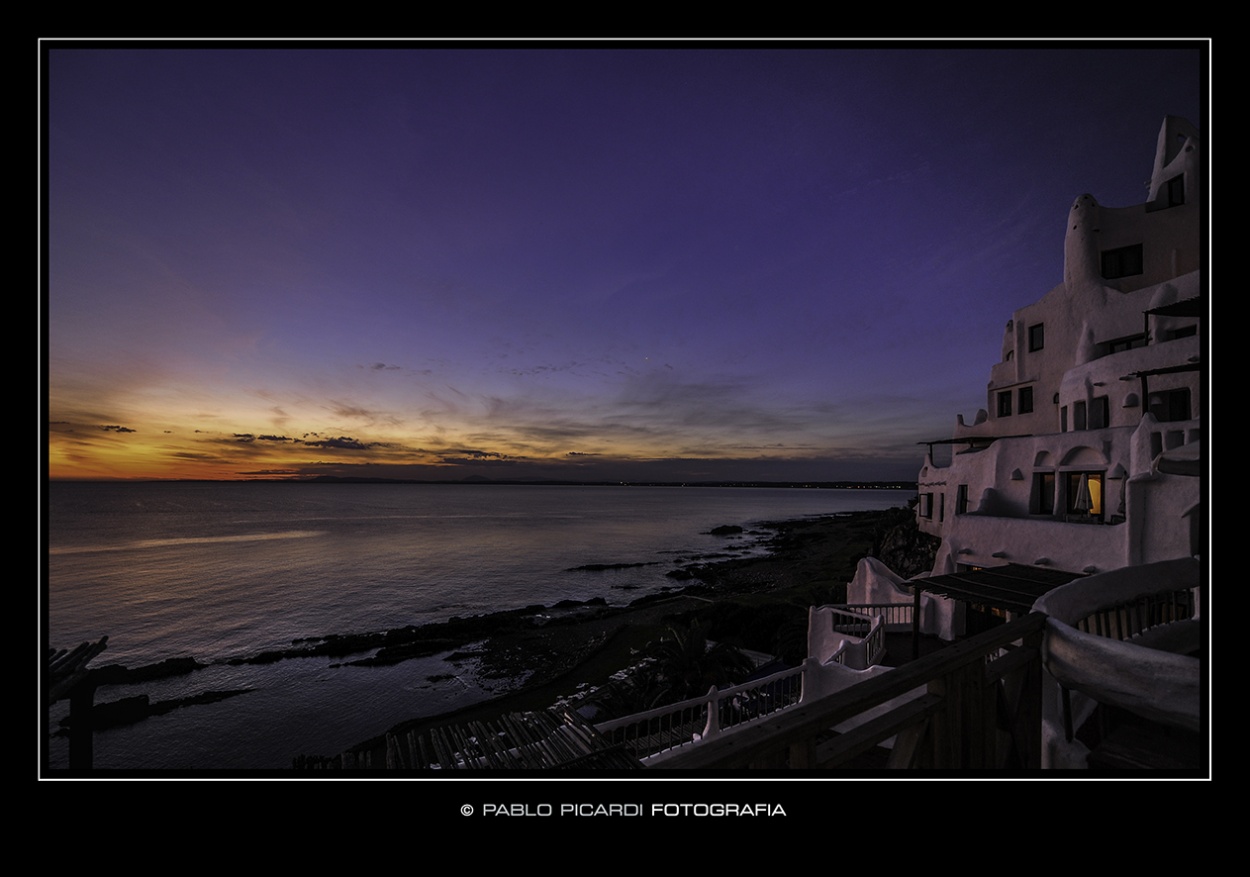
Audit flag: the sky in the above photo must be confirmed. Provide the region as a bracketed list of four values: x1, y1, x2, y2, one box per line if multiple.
[43, 42, 1207, 483]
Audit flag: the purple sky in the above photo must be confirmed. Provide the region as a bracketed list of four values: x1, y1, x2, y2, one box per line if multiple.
[44, 43, 1206, 482]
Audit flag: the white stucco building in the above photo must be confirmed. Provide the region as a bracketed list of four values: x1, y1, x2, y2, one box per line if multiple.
[914, 116, 1202, 585]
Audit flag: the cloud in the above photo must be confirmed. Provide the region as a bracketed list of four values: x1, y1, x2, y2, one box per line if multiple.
[436, 447, 511, 465]
[99, 424, 136, 433]
[329, 403, 376, 419]
[302, 436, 372, 451]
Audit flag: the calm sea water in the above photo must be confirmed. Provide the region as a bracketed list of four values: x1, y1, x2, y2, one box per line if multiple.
[45, 481, 906, 770]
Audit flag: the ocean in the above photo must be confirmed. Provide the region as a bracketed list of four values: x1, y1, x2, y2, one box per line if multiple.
[45, 481, 907, 770]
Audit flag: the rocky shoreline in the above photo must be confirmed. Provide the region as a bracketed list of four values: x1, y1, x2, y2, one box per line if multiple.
[310, 505, 930, 768]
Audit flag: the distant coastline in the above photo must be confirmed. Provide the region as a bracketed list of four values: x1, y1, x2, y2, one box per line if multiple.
[48, 476, 919, 490]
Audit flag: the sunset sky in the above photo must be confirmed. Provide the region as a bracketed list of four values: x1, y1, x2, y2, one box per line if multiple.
[43, 43, 1206, 482]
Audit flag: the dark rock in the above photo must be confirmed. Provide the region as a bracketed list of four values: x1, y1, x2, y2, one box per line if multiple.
[92, 656, 207, 684]
[708, 525, 744, 536]
[552, 597, 608, 609]
[873, 505, 939, 579]
[566, 561, 660, 571]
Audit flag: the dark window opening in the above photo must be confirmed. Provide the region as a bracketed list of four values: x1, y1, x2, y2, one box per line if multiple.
[1060, 406, 1068, 432]
[1149, 388, 1191, 422]
[1074, 400, 1087, 431]
[1028, 323, 1045, 352]
[1164, 325, 1198, 341]
[1101, 244, 1144, 279]
[997, 391, 1012, 417]
[918, 493, 934, 519]
[1166, 175, 1184, 207]
[1032, 472, 1055, 515]
[1090, 396, 1109, 430]
[1107, 334, 1147, 354]
[956, 484, 969, 515]
[1018, 386, 1034, 414]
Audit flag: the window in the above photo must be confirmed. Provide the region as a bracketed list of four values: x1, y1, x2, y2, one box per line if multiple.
[1101, 244, 1144, 279]
[1164, 325, 1198, 340]
[1028, 323, 1045, 352]
[1032, 473, 1055, 515]
[1060, 406, 1068, 432]
[956, 484, 969, 515]
[1149, 388, 1191, 422]
[938, 492, 945, 522]
[1107, 334, 1147, 354]
[1166, 175, 1184, 207]
[997, 391, 1012, 417]
[1018, 386, 1034, 414]
[918, 493, 934, 519]
[1066, 472, 1104, 519]
[1074, 400, 1087, 430]
[1148, 176, 1187, 213]
[1090, 396, 1109, 430]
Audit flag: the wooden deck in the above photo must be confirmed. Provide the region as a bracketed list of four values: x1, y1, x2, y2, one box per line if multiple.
[321, 708, 644, 770]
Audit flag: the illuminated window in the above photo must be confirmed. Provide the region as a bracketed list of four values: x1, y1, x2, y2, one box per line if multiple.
[1066, 472, 1104, 519]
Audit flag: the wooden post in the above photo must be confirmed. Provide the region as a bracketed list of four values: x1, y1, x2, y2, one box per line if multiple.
[1017, 628, 1044, 769]
[68, 677, 97, 771]
[912, 583, 922, 660]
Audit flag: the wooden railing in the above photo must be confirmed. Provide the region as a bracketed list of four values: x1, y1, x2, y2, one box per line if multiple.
[1073, 588, 1194, 641]
[653, 612, 1047, 770]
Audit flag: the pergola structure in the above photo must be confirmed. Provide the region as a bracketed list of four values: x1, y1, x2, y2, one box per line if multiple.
[908, 565, 1084, 657]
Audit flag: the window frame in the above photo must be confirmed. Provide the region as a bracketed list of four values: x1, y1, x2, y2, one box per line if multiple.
[1166, 175, 1184, 207]
[1090, 395, 1109, 430]
[1018, 386, 1034, 414]
[1101, 244, 1144, 280]
[1031, 472, 1055, 515]
[1148, 387, 1192, 422]
[997, 390, 1012, 418]
[1065, 471, 1105, 520]
[1028, 323, 1045, 352]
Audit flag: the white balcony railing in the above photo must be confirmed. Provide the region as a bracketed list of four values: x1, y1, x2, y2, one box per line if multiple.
[594, 664, 804, 764]
[597, 604, 899, 763]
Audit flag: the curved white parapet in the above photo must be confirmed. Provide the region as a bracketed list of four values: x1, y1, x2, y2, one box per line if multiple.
[847, 556, 962, 640]
[1032, 557, 1201, 732]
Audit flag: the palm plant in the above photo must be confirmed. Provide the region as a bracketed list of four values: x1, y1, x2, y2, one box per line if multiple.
[644, 619, 754, 707]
